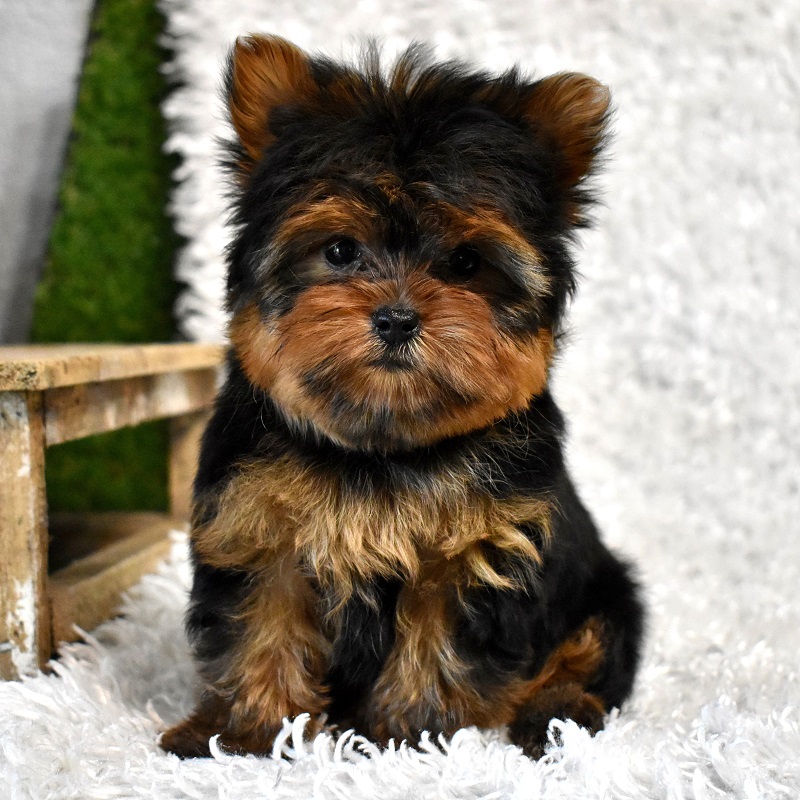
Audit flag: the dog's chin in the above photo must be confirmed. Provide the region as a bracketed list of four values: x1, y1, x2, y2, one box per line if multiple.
[367, 353, 417, 372]
[270, 362, 516, 453]
[282, 404, 466, 453]
[302, 412, 431, 453]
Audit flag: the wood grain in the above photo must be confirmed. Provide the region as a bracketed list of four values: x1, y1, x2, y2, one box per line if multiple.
[48, 514, 177, 646]
[0, 344, 223, 678]
[44, 368, 218, 445]
[0, 343, 224, 391]
[0, 391, 50, 679]
[169, 409, 211, 521]
[48, 511, 172, 571]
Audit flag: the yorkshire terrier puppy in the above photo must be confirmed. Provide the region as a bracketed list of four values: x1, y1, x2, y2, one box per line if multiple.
[161, 35, 644, 759]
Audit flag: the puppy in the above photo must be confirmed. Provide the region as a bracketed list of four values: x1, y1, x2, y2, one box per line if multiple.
[161, 35, 644, 759]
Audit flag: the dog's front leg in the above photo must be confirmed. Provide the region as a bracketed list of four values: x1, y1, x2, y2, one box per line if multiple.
[162, 558, 330, 757]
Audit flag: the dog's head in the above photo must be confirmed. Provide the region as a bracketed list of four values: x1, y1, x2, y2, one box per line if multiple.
[225, 36, 609, 451]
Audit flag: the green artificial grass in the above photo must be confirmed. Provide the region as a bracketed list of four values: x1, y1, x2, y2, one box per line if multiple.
[32, 0, 180, 513]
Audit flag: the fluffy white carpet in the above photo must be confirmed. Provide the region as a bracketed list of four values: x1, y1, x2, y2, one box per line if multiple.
[3, 1, 800, 797]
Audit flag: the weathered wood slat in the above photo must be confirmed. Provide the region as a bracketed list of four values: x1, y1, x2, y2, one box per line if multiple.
[0, 343, 223, 678]
[169, 411, 209, 521]
[0, 343, 224, 391]
[48, 511, 174, 571]
[0, 391, 50, 679]
[44, 368, 218, 445]
[48, 514, 177, 646]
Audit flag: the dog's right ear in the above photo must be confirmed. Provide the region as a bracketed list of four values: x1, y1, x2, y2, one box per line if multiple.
[226, 35, 313, 170]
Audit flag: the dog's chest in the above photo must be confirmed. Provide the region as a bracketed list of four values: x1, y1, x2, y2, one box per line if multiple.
[194, 454, 549, 592]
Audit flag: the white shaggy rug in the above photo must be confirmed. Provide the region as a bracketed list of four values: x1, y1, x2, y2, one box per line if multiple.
[3, 1, 800, 797]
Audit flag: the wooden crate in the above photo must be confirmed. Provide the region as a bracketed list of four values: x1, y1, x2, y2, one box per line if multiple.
[0, 343, 223, 679]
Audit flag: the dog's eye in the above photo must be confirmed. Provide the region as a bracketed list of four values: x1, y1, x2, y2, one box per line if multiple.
[324, 238, 360, 268]
[447, 246, 481, 278]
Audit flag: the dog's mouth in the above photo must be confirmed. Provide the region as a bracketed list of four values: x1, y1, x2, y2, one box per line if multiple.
[368, 349, 418, 372]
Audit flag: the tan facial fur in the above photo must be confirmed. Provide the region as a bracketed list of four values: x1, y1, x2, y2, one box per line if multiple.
[230, 276, 553, 451]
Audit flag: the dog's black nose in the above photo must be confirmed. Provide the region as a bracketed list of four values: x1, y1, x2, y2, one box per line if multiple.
[371, 306, 420, 346]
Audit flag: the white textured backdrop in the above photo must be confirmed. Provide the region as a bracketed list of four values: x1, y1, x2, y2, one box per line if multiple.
[2, 1, 799, 797]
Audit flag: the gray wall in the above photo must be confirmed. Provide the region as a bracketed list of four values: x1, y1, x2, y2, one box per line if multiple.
[0, 0, 94, 343]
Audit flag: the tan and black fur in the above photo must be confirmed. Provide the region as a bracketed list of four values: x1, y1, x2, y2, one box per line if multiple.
[161, 35, 644, 759]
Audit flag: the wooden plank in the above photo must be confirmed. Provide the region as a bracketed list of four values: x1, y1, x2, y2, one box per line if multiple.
[48, 511, 171, 572]
[0, 343, 224, 391]
[48, 514, 176, 645]
[44, 367, 218, 445]
[169, 410, 210, 522]
[0, 391, 50, 679]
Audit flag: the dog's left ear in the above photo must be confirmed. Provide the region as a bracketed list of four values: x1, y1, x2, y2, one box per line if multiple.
[524, 73, 611, 190]
[226, 34, 313, 169]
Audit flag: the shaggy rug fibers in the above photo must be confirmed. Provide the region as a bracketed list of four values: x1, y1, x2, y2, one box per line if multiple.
[3, 0, 800, 797]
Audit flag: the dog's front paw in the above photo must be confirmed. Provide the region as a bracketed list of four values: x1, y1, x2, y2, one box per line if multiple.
[161, 714, 220, 759]
[508, 683, 606, 759]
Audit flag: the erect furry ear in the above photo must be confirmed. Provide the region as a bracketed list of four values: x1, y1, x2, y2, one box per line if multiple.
[226, 35, 313, 167]
[524, 73, 611, 188]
